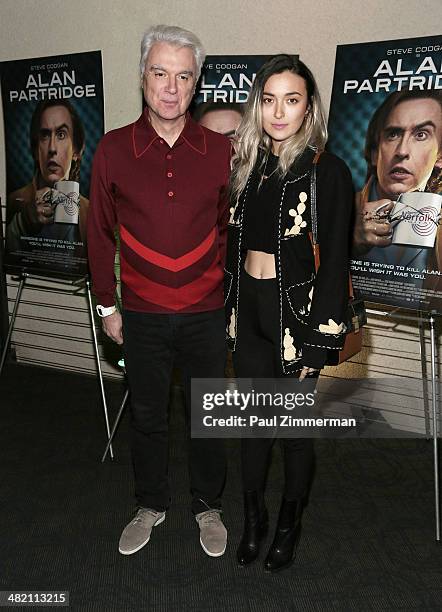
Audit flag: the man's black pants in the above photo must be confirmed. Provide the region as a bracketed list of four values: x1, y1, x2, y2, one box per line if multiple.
[123, 308, 227, 515]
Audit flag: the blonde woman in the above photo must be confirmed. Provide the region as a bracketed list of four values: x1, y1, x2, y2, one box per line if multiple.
[225, 55, 353, 572]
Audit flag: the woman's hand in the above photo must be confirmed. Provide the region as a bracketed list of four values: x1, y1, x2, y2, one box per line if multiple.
[299, 366, 319, 381]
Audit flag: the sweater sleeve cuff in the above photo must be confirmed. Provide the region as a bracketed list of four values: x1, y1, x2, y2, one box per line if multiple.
[93, 289, 116, 308]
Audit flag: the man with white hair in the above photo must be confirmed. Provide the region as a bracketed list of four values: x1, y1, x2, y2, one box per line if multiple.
[88, 25, 230, 557]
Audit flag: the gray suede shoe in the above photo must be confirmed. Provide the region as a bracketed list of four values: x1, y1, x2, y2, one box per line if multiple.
[195, 510, 227, 557]
[118, 508, 166, 555]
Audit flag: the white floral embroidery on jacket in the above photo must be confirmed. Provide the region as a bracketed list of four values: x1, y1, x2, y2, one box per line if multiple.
[283, 328, 297, 361]
[284, 192, 308, 236]
[300, 287, 314, 316]
[228, 205, 240, 226]
[318, 319, 346, 335]
[227, 307, 236, 338]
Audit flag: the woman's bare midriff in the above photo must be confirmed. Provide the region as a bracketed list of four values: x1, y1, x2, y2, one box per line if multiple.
[244, 250, 276, 279]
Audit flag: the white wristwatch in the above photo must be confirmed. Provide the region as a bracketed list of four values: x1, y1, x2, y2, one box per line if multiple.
[96, 304, 117, 318]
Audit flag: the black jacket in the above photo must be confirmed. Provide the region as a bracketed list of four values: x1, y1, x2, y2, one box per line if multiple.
[225, 147, 354, 373]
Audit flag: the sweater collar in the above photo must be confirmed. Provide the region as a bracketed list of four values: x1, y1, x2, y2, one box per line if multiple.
[132, 107, 207, 158]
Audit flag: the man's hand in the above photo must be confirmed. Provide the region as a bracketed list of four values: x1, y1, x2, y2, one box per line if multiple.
[102, 311, 123, 345]
[299, 366, 319, 381]
[25, 187, 58, 226]
[34, 187, 57, 225]
[353, 198, 395, 255]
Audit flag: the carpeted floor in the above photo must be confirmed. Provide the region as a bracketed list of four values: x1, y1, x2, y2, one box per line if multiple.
[0, 362, 441, 611]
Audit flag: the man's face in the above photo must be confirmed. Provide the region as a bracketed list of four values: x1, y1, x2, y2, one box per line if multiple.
[198, 109, 242, 140]
[374, 98, 442, 199]
[38, 105, 77, 186]
[142, 42, 196, 125]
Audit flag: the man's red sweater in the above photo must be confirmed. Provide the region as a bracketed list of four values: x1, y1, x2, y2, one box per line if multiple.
[87, 109, 231, 313]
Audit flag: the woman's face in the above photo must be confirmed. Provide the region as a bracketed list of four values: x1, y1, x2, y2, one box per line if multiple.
[261, 70, 309, 154]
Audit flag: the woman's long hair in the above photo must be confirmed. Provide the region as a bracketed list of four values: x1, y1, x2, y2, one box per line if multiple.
[231, 55, 327, 201]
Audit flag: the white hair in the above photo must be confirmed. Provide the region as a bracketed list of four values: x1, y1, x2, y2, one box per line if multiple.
[139, 24, 206, 81]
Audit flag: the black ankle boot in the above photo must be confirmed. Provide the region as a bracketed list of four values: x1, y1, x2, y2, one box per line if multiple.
[264, 498, 303, 572]
[237, 491, 268, 565]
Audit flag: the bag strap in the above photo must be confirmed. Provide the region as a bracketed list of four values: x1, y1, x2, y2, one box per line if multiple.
[309, 150, 323, 272]
[310, 150, 322, 246]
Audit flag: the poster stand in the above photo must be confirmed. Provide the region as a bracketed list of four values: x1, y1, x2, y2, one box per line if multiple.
[0, 200, 10, 354]
[0, 272, 115, 460]
[101, 358, 128, 463]
[366, 306, 440, 541]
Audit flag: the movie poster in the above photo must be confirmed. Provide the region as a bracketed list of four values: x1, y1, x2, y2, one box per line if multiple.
[328, 35, 442, 312]
[1, 51, 104, 278]
[195, 55, 271, 104]
[192, 55, 272, 135]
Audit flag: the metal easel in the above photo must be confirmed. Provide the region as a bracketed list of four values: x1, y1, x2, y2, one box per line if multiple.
[101, 358, 129, 462]
[0, 272, 115, 460]
[366, 306, 440, 542]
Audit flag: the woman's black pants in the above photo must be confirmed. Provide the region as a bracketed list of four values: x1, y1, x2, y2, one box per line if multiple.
[233, 269, 315, 500]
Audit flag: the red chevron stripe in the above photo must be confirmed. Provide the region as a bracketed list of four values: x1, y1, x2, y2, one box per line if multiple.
[120, 225, 216, 272]
[121, 254, 223, 311]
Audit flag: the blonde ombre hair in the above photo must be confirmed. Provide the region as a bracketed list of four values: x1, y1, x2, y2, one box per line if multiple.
[231, 55, 328, 201]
